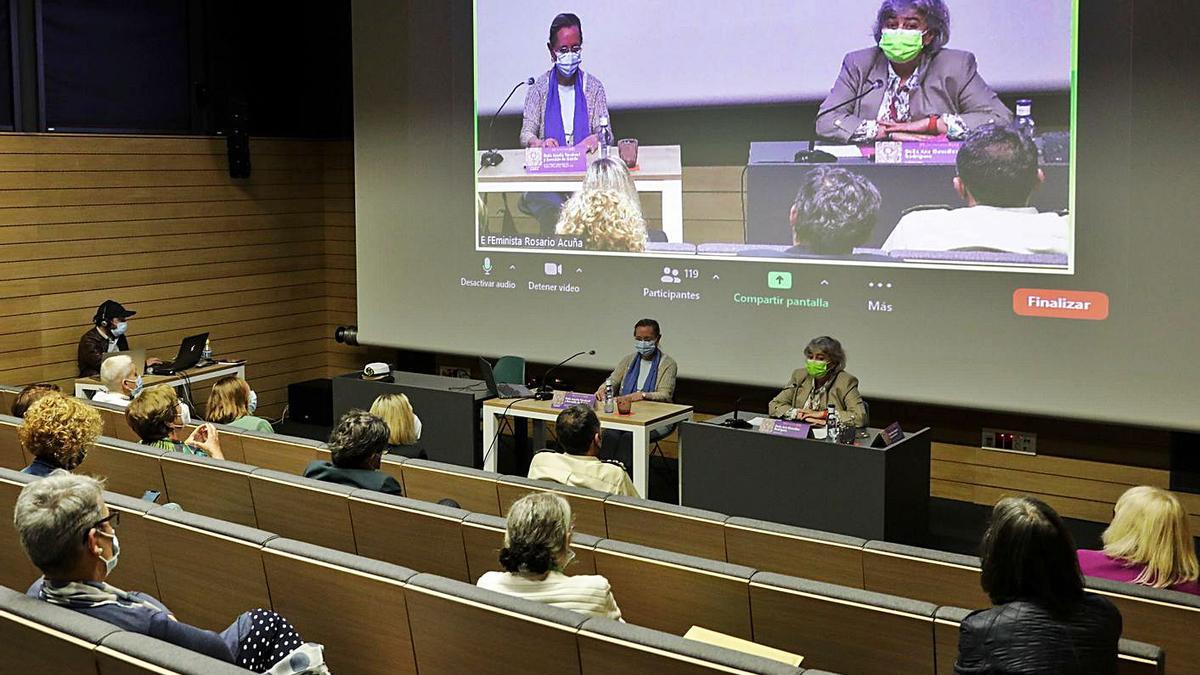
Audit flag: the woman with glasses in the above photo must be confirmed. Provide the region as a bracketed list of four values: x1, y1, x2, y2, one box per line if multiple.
[517, 12, 613, 234]
[816, 0, 1011, 143]
[477, 492, 622, 619]
[14, 472, 325, 672]
[125, 384, 223, 459]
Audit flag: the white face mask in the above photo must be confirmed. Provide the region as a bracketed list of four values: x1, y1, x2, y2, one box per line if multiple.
[96, 529, 120, 576]
[412, 414, 422, 441]
[247, 390, 258, 415]
[178, 403, 191, 426]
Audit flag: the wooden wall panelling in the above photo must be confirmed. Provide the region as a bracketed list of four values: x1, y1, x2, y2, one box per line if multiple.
[0, 133, 364, 419]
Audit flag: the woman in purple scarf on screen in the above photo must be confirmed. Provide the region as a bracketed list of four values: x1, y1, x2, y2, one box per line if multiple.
[518, 12, 612, 234]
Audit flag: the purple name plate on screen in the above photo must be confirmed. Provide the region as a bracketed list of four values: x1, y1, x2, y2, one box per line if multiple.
[525, 146, 588, 173]
[872, 141, 962, 165]
[759, 419, 811, 439]
[550, 391, 597, 410]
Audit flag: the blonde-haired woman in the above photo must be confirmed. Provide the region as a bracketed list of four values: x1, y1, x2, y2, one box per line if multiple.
[580, 157, 641, 217]
[556, 188, 647, 252]
[1078, 486, 1200, 595]
[205, 376, 273, 433]
[369, 393, 426, 459]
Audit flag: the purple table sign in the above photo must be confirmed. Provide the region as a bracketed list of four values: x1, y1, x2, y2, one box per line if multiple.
[759, 418, 811, 439]
[525, 146, 588, 173]
[873, 141, 962, 165]
[550, 391, 598, 410]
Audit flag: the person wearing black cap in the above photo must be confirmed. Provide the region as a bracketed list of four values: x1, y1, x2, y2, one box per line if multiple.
[77, 300, 160, 377]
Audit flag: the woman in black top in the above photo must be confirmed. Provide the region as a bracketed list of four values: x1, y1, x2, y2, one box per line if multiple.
[956, 496, 1121, 675]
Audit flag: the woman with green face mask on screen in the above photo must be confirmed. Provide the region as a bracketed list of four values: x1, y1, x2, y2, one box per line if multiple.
[768, 336, 868, 428]
[815, 0, 1012, 144]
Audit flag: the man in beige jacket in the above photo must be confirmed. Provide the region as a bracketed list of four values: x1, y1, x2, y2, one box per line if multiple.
[528, 405, 638, 497]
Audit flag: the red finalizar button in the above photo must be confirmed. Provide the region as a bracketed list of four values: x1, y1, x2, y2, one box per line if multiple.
[1013, 289, 1109, 320]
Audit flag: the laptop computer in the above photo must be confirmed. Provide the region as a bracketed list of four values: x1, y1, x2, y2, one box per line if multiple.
[478, 356, 532, 399]
[147, 332, 208, 375]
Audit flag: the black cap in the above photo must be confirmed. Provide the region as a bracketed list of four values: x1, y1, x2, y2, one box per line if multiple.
[93, 300, 136, 325]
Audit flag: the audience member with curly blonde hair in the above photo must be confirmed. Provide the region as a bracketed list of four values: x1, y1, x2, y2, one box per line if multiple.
[556, 188, 647, 252]
[18, 393, 102, 476]
[579, 157, 642, 218]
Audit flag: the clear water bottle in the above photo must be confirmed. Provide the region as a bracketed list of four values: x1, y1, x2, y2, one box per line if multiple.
[201, 338, 213, 362]
[597, 116, 614, 158]
[1013, 99, 1036, 142]
[826, 403, 839, 443]
[603, 380, 615, 414]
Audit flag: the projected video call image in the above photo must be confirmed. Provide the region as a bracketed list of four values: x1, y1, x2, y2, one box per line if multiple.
[475, 0, 1074, 272]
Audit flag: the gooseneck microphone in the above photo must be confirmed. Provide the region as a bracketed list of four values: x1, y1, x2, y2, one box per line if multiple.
[722, 397, 753, 429]
[798, 79, 887, 164]
[534, 350, 596, 401]
[480, 77, 536, 170]
[814, 78, 886, 121]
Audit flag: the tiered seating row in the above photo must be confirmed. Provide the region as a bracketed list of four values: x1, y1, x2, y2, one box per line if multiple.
[0, 464, 1165, 675]
[0, 397, 1188, 674]
[0, 467, 826, 675]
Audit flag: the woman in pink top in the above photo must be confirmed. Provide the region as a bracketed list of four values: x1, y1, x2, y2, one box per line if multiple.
[1077, 486, 1200, 595]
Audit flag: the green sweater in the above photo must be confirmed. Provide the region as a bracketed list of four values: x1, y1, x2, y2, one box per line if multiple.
[226, 416, 274, 434]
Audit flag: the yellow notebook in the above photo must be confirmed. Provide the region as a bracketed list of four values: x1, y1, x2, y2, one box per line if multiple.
[683, 626, 804, 667]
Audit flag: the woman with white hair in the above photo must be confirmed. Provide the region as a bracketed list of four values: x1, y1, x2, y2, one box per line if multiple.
[14, 472, 325, 672]
[92, 354, 139, 406]
[816, 0, 1012, 143]
[477, 492, 622, 619]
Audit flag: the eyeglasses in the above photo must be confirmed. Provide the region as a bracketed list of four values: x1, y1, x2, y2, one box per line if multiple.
[554, 45, 582, 55]
[83, 511, 119, 541]
[94, 511, 120, 530]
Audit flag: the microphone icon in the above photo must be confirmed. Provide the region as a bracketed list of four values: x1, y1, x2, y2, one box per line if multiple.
[482, 257, 493, 276]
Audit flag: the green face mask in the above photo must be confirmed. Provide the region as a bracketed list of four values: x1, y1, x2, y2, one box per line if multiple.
[805, 359, 829, 378]
[879, 28, 926, 64]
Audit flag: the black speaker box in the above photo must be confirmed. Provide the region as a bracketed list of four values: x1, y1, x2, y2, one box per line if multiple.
[287, 378, 332, 426]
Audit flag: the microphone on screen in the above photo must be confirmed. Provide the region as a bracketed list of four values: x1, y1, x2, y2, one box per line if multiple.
[814, 78, 886, 121]
[534, 350, 596, 401]
[800, 79, 887, 163]
[480, 77, 536, 170]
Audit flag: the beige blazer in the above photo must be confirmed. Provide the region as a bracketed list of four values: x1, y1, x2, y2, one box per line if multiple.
[817, 47, 1012, 143]
[767, 369, 867, 428]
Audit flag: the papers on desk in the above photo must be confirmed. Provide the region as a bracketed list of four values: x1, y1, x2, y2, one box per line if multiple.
[813, 144, 864, 159]
[747, 417, 765, 427]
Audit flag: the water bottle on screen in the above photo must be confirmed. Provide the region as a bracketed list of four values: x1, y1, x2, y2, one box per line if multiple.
[1013, 99, 1036, 142]
[604, 380, 615, 414]
[597, 116, 613, 158]
[826, 404, 839, 443]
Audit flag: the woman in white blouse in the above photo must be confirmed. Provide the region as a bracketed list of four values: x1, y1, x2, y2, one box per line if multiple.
[477, 493, 622, 620]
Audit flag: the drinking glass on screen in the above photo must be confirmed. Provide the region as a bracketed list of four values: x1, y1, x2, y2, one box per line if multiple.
[618, 138, 639, 168]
